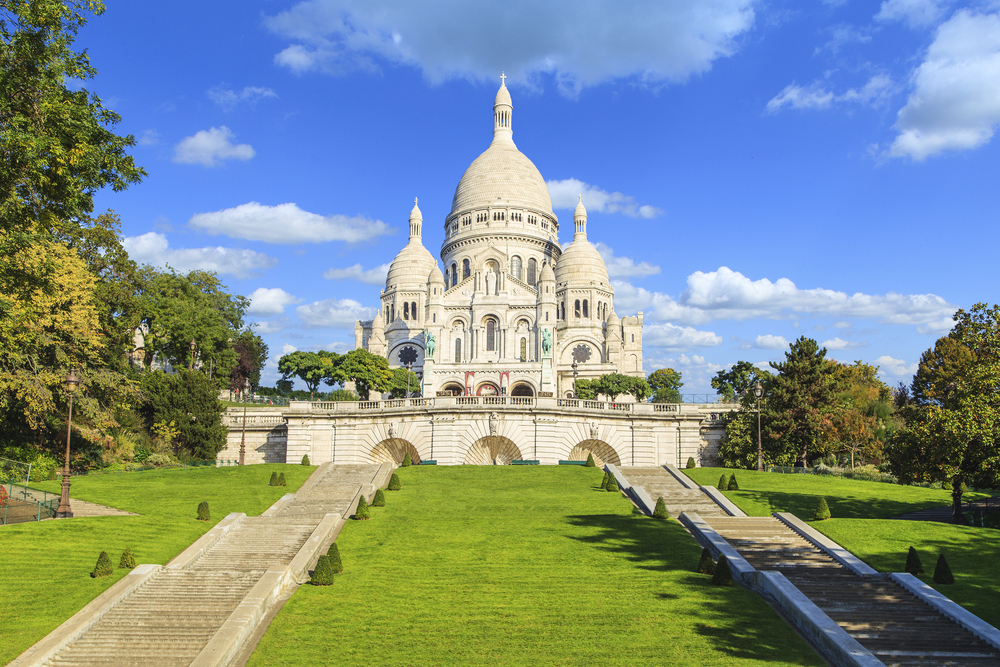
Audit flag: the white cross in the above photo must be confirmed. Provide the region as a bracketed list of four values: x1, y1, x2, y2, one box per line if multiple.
[500, 72, 506, 85]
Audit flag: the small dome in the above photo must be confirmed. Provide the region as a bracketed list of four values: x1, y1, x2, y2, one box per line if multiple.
[555, 236, 610, 286]
[539, 260, 555, 282]
[494, 83, 512, 108]
[427, 264, 445, 285]
[386, 241, 436, 291]
[574, 196, 587, 219]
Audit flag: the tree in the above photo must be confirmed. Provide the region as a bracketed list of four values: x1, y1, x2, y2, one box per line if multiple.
[140, 370, 227, 459]
[712, 361, 771, 403]
[388, 366, 421, 398]
[828, 408, 876, 470]
[648, 368, 683, 403]
[911, 335, 974, 408]
[766, 337, 843, 467]
[229, 332, 268, 465]
[332, 348, 392, 400]
[277, 350, 338, 400]
[590, 373, 634, 402]
[626, 376, 651, 402]
[573, 378, 595, 399]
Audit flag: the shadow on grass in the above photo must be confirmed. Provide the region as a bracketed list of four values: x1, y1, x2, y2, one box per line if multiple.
[564, 509, 824, 664]
[731, 489, 951, 520]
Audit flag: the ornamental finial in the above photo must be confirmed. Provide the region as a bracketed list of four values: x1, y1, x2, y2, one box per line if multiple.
[500, 71, 506, 86]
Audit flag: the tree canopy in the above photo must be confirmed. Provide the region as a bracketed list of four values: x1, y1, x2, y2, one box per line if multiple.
[277, 350, 339, 400]
[648, 368, 683, 403]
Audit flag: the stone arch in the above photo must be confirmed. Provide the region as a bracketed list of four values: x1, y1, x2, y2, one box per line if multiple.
[440, 381, 464, 396]
[370, 438, 421, 465]
[568, 440, 621, 466]
[510, 382, 534, 397]
[476, 381, 499, 396]
[464, 436, 523, 465]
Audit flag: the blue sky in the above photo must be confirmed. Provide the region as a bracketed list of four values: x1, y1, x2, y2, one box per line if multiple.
[81, 0, 1000, 394]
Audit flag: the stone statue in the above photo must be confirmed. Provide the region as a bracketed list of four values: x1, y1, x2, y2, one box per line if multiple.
[590, 422, 599, 439]
[387, 423, 395, 439]
[425, 331, 436, 359]
[489, 412, 499, 436]
[541, 328, 552, 354]
[485, 269, 496, 295]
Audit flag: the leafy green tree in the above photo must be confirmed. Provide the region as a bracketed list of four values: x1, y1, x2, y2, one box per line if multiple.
[911, 335, 974, 408]
[648, 368, 683, 403]
[591, 373, 634, 402]
[140, 370, 227, 459]
[277, 350, 338, 400]
[332, 348, 392, 400]
[712, 361, 771, 402]
[573, 378, 595, 399]
[388, 366, 421, 398]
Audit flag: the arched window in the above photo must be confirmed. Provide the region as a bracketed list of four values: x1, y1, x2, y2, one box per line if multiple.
[560, 302, 565, 320]
[411, 302, 417, 321]
[385, 306, 389, 322]
[486, 320, 496, 351]
[455, 338, 462, 363]
[451, 263, 457, 287]
[391, 304, 395, 321]
[527, 258, 537, 286]
[574, 300, 581, 318]
[463, 259, 470, 279]
[520, 338, 527, 362]
[583, 300, 589, 318]
[403, 302, 410, 320]
[510, 256, 522, 281]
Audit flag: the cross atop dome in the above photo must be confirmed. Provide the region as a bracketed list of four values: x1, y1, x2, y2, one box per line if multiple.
[500, 71, 506, 86]
[493, 73, 513, 142]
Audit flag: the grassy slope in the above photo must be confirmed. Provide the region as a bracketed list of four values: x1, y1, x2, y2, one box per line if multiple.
[1, 464, 314, 664]
[684, 467, 1000, 628]
[249, 466, 824, 667]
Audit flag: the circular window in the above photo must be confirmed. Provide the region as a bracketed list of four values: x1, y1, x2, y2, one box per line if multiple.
[398, 346, 418, 365]
[572, 344, 592, 364]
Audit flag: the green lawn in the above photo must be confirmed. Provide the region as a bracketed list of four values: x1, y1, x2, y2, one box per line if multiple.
[0, 464, 315, 664]
[683, 467, 1000, 628]
[249, 466, 824, 667]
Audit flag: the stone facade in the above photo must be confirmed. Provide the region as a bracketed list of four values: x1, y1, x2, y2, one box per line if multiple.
[355, 78, 643, 399]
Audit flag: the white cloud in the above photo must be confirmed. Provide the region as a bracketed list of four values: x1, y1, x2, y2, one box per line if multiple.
[917, 316, 954, 335]
[819, 24, 873, 54]
[138, 129, 159, 146]
[834, 321, 852, 329]
[876, 0, 950, 28]
[173, 126, 255, 167]
[821, 337, 866, 350]
[122, 232, 277, 279]
[889, 10, 1000, 160]
[612, 266, 956, 332]
[643, 323, 722, 351]
[767, 74, 895, 113]
[874, 355, 919, 378]
[296, 298, 376, 329]
[208, 85, 277, 109]
[189, 202, 392, 244]
[265, 0, 757, 96]
[593, 243, 660, 279]
[547, 179, 662, 218]
[247, 287, 301, 315]
[253, 318, 291, 335]
[754, 334, 789, 350]
[323, 262, 391, 285]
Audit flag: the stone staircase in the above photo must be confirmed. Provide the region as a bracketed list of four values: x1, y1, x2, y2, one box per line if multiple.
[619, 466, 727, 518]
[20, 464, 384, 667]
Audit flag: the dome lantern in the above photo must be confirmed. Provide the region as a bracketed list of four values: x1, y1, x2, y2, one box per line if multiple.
[493, 72, 512, 143]
[409, 197, 423, 240]
[574, 195, 588, 239]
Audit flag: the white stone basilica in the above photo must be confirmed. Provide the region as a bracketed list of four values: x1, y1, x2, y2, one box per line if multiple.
[355, 78, 644, 398]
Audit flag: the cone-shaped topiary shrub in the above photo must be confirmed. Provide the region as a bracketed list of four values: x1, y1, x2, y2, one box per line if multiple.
[718, 474, 728, 490]
[326, 542, 343, 574]
[934, 553, 954, 584]
[197, 501, 210, 521]
[92, 551, 113, 578]
[698, 547, 716, 575]
[302, 454, 310, 466]
[354, 494, 371, 520]
[728, 475, 740, 491]
[606, 474, 619, 493]
[600, 471, 610, 489]
[388, 473, 401, 490]
[905, 546, 924, 575]
[813, 497, 831, 521]
[372, 488, 386, 507]
[401, 451, 412, 467]
[119, 546, 136, 570]
[278, 472, 286, 487]
[311, 554, 334, 586]
[712, 555, 733, 586]
[585, 453, 596, 467]
[653, 497, 669, 519]
[269, 471, 278, 486]
[686, 457, 696, 469]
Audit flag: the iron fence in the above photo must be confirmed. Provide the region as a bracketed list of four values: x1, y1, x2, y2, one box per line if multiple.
[1, 484, 59, 525]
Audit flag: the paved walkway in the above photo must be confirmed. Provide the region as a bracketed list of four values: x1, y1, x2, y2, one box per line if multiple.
[14, 464, 386, 667]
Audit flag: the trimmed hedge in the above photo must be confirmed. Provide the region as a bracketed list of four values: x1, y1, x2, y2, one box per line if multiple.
[91, 551, 113, 578]
[372, 488, 386, 507]
[653, 497, 669, 519]
[905, 546, 924, 575]
[585, 453, 596, 468]
[354, 494, 371, 520]
[712, 555, 733, 586]
[727, 475, 740, 491]
[606, 474, 619, 493]
[269, 471, 279, 487]
[197, 501, 210, 521]
[686, 457, 696, 469]
[302, 454, 310, 466]
[600, 471, 610, 490]
[718, 474, 728, 490]
[278, 473, 287, 487]
[401, 451, 412, 467]
[119, 546, 136, 570]
[698, 548, 716, 575]
[934, 553, 954, 584]
[388, 473, 401, 491]
[813, 497, 831, 521]
[311, 555, 334, 586]
[326, 542, 343, 574]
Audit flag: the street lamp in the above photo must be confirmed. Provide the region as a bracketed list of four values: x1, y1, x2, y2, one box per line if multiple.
[754, 381, 764, 472]
[571, 361, 579, 398]
[188, 339, 196, 370]
[55, 368, 80, 519]
[405, 362, 413, 398]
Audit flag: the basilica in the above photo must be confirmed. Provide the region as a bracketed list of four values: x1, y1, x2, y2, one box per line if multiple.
[354, 78, 644, 398]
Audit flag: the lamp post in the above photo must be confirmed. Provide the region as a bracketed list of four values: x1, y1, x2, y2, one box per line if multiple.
[571, 361, 579, 398]
[754, 381, 764, 472]
[405, 362, 412, 398]
[55, 369, 80, 519]
[188, 339, 196, 370]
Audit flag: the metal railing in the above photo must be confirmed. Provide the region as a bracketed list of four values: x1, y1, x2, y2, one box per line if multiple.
[1, 484, 59, 525]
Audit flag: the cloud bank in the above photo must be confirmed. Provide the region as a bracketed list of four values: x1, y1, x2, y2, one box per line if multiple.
[122, 232, 276, 279]
[323, 263, 391, 285]
[189, 202, 392, 244]
[547, 179, 662, 218]
[173, 126, 255, 167]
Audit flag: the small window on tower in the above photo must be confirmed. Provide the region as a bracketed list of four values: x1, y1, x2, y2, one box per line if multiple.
[583, 300, 589, 318]
[527, 258, 537, 286]
[403, 302, 409, 320]
[463, 259, 470, 279]
[411, 302, 417, 320]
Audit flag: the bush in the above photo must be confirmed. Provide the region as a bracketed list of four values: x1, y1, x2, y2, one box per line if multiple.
[653, 497, 669, 519]
[584, 453, 596, 467]
[326, 542, 343, 573]
[718, 474, 728, 490]
[727, 475, 739, 491]
[606, 474, 619, 493]
[401, 451, 412, 467]
[354, 493, 371, 520]
[387, 473, 401, 491]
[934, 553, 954, 584]
[372, 488, 386, 507]
[712, 555, 733, 586]
[905, 546, 924, 575]
[301, 454, 310, 466]
[197, 501, 210, 521]
[698, 548, 716, 575]
[269, 471, 278, 486]
[600, 471, 610, 489]
[311, 554, 334, 586]
[119, 546, 136, 570]
[686, 457, 696, 469]
[146, 453, 173, 467]
[278, 473, 286, 487]
[91, 551, 113, 578]
[813, 497, 831, 521]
